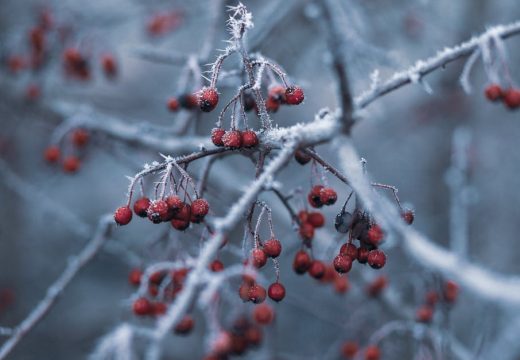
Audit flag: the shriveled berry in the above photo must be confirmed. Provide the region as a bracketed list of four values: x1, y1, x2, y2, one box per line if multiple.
[263, 238, 282, 258]
[308, 260, 326, 279]
[211, 128, 226, 147]
[222, 130, 242, 148]
[253, 304, 274, 325]
[241, 130, 259, 148]
[308, 185, 324, 208]
[340, 243, 358, 259]
[285, 86, 304, 105]
[114, 206, 133, 225]
[294, 149, 311, 165]
[333, 255, 352, 273]
[147, 200, 169, 223]
[44, 146, 60, 163]
[503, 88, 520, 109]
[319, 187, 337, 205]
[133, 297, 152, 316]
[133, 197, 151, 217]
[251, 248, 268, 268]
[268, 282, 286, 302]
[308, 212, 325, 228]
[63, 156, 80, 173]
[416, 305, 434, 323]
[72, 128, 89, 147]
[293, 250, 311, 274]
[167, 97, 180, 112]
[210, 259, 224, 272]
[357, 247, 370, 264]
[367, 249, 386, 269]
[198, 87, 219, 112]
[191, 198, 209, 220]
[248, 284, 266, 304]
[128, 268, 142, 286]
[485, 84, 503, 102]
[174, 315, 194, 335]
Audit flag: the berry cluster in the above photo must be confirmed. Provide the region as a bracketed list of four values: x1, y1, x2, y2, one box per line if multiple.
[264, 85, 305, 112]
[485, 84, 520, 110]
[44, 128, 90, 174]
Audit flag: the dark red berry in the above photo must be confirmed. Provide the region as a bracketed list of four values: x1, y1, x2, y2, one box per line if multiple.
[133, 197, 151, 217]
[44, 146, 60, 163]
[114, 206, 133, 225]
[299, 222, 315, 241]
[285, 86, 304, 105]
[241, 130, 259, 148]
[319, 187, 337, 205]
[364, 345, 380, 360]
[248, 284, 266, 304]
[152, 302, 167, 316]
[503, 88, 520, 109]
[173, 203, 191, 221]
[425, 291, 439, 306]
[308, 185, 324, 208]
[174, 315, 194, 335]
[366, 224, 384, 246]
[171, 219, 190, 231]
[101, 54, 117, 77]
[72, 129, 89, 147]
[253, 304, 274, 325]
[268, 282, 285, 302]
[166, 195, 183, 213]
[341, 341, 358, 359]
[416, 305, 434, 323]
[308, 212, 325, 228]
[251, 248, 268, 268]
[191, 198, 209, 220]
[333, 255, 352, 273]
[63, 156, 80, 173]
[308, 260, 326, 279]
[357, 247, 370, 264]
[485, 84, 503, 102]
[443, 280, 459, 303]
[167, 97, 180, 112]
[222, 130, 242, 148]
[147, 200, 169, 223]
[263, 238, 282, 258]
[265, 97, 280, 112]
[198, 87, 219, 112]
[239, 282, 252, 302]
[268, 85, 286, 104]
[294, 149, 311, 165]
[211, 128, 225, 147]
[128, 268, 142, 286]
[340, 243, 358, 259]
[133, 297, 152, 316]
[293, 250, 311, 274]
[210, 259, 224, 272]
[367, 249, 386, 269]
[179, 93, 198, 109]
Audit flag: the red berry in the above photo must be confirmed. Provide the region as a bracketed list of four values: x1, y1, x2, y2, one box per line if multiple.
[222, 130, 242, 148]
[443, 280, 459, 303]
[298, 210, 309, 224]
[340, 243, 358, 259]
[239, 282, 252, 302]
[416, 305, 434, 323]
[198, 87, 219, 112]
[241, 130, 259, 148]
[133, 197, 151, 217]
[334, 276, 350, 294]
[357, 247, 370, 264]
[179, 93, 198, 109]
[366, 275, 388, 297]
[44, 146, 60, 163]
[402, 209, 414, 225]
[319, 187, 337, 206]
[114, 206, 133, 225]
[285, 86, 304, 105]
[72, 129, 89, 147]
[308, 185, 324, 208]
[167, 97, 180, 112]
[251, 248, 268, 268]
[133, 297, 152, 316]
[172, 268, 188, 286]
[485, 84, 503, 102]
[333, 255, 352, 273]
[367, 250, 386, 269]
[294, 149, 311, 165]
[308, 212, 325, 228]
[293, 250, 311, 274]
[63, 156, 80, 173]
[173, 203, 191, 221]
[245, 326, 263, 347]
[174, 315, 194, 335]
[268, 282, 286, 302]
[366, 224, 384, 246]
[211, 128, 226, 147]
[253, 304, 274, 325]
[165, 195, 183, 213]
[299, 222, 315, 241]
[265, 97, 280, 112]
[341, 341, 358, 359]
[191, 198, 209, 220]
[308, 260, 326, 279]
[147, 200, 169, 223]
[268, 85, 286, 104]
[364, 345, 380, 360]
[248, 284, 266, 304]
[503, 88, 520, 109]
[210, 259, 224, 272]
[128, 268, 142, 286]
[171, 219, 190, 231]
[263, 238, 282, 258]
[101, 54, 117, 77]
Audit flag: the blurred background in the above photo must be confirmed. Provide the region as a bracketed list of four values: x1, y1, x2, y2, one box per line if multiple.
[1, 0, 520, 359]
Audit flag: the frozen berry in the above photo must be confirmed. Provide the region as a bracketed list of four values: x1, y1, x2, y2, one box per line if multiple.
[319, 187, 337, 205]
[308, 185, 324, 208]
[366, 224, 384, 246]
[241, 130, 259, 148]
[366, 275, 388, 297]
[268, 85, 286, 104]
[114, 206, 132, 225]
[263, 238, 282, 258]
[293, 250, 311, 274]
[357, 247, 370, 264]
[44, 146, 60, 163]
[198, 87, 219, 112]
[402, 209, 414, 225]
[334, 276, 350, 294]
[251, 248, 267, 268]
[171, 219, 190, 231]
[364, 345, 380, 360]
[222, 130, 242, 148]
[340, 243, 358, 259]
[191, 198, 209, 220]
[299, 222, 315, 241]
[308, 212, 325, 228]
[248, 284, 266, 304]
[268, 282, 286, 302]
[285, 86, 304, 105]
[341, 341, 358, 359]
[147, 200, 170, 223]
[333, 255, 352, 273]
[443, 280, 459, 303]
[211, 128, 225, 147]
[133, 197, 151, 217]
[101, 54, 117, 77]
[265, 97, 280, 112]
[367, 250, 386, 269]
[166, 195, 183, 213]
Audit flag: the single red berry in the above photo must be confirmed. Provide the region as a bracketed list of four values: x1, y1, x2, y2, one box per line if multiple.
[210, 259, 224, 272]
[174, 315, 194, 335]
[222, 130, 242, 148]
[173, 203, 191, 222]
[364, 345, 380, 360]
[294, 149, 311, 165]
[285, 86, 304, 105]
[147, 200, 169, 223]
[149, 270, 167, 285]
[241, 130, 259, 148]
[265, 97, 280, 112]
[101, 54, 117, 77]
[319, 187, 337, 206]
[133, 297, 152, 316]
[44, 146, 60, 163]
[268, 85, 286, 104]
[402, 209, 414, 225]
[357, 247, 370, 264]
[128, 268, 142, 286]
[333, 255, 352, 274]
[179, 93, 198, 109]
[63, 156, 80, 173]
[334, 276, 350, 294]
[366, 275, 388, 297]
[484, 84, 503, 102]
[71, 129, 89, 147]
[171, 219, 190, 231]
[299, 222, 315, 241]
[293, 250, 312, 274]
[308, 185, 324, 208]
[165, 195, 183, 213]
[191, 198, 209, 220]
[239, 282, 252, 302]
[133, 197, 151, 217]
[443, 280, 459, 303]
[340, 243, 358, 260]
[298, 210, 309, 224]
[268, 282, 286, 302]
[172, 268, 188, 286]
[309, 260, 326, 279]
[367, 250, 386, 269]
[263, 238, 282, 258]
[366, 224, 384, 246]
[416, 305, 434, 323]
[308, 212, 325, 228]
[114, 206, 132, 225]
[253, 304, 274, 325]
[248, 284, 266, 304]
[198, 87, 219, 112]
[251, 248, 268, 268]
[503, 88, 520, 109]
[245, 326, 263, 347]
[167, 97, 180, 112]
[341, 341, 358, 359]
[211, 128, 226, 147]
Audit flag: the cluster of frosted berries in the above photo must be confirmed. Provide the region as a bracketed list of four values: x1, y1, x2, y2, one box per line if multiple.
[341, 342, 381, 360]
[264, 85, 305, 112]
[44, 128, 89, 174]
[485, 84, 520, 110]
[114, 195, 209, 230]
[415, 280, 460, 323]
